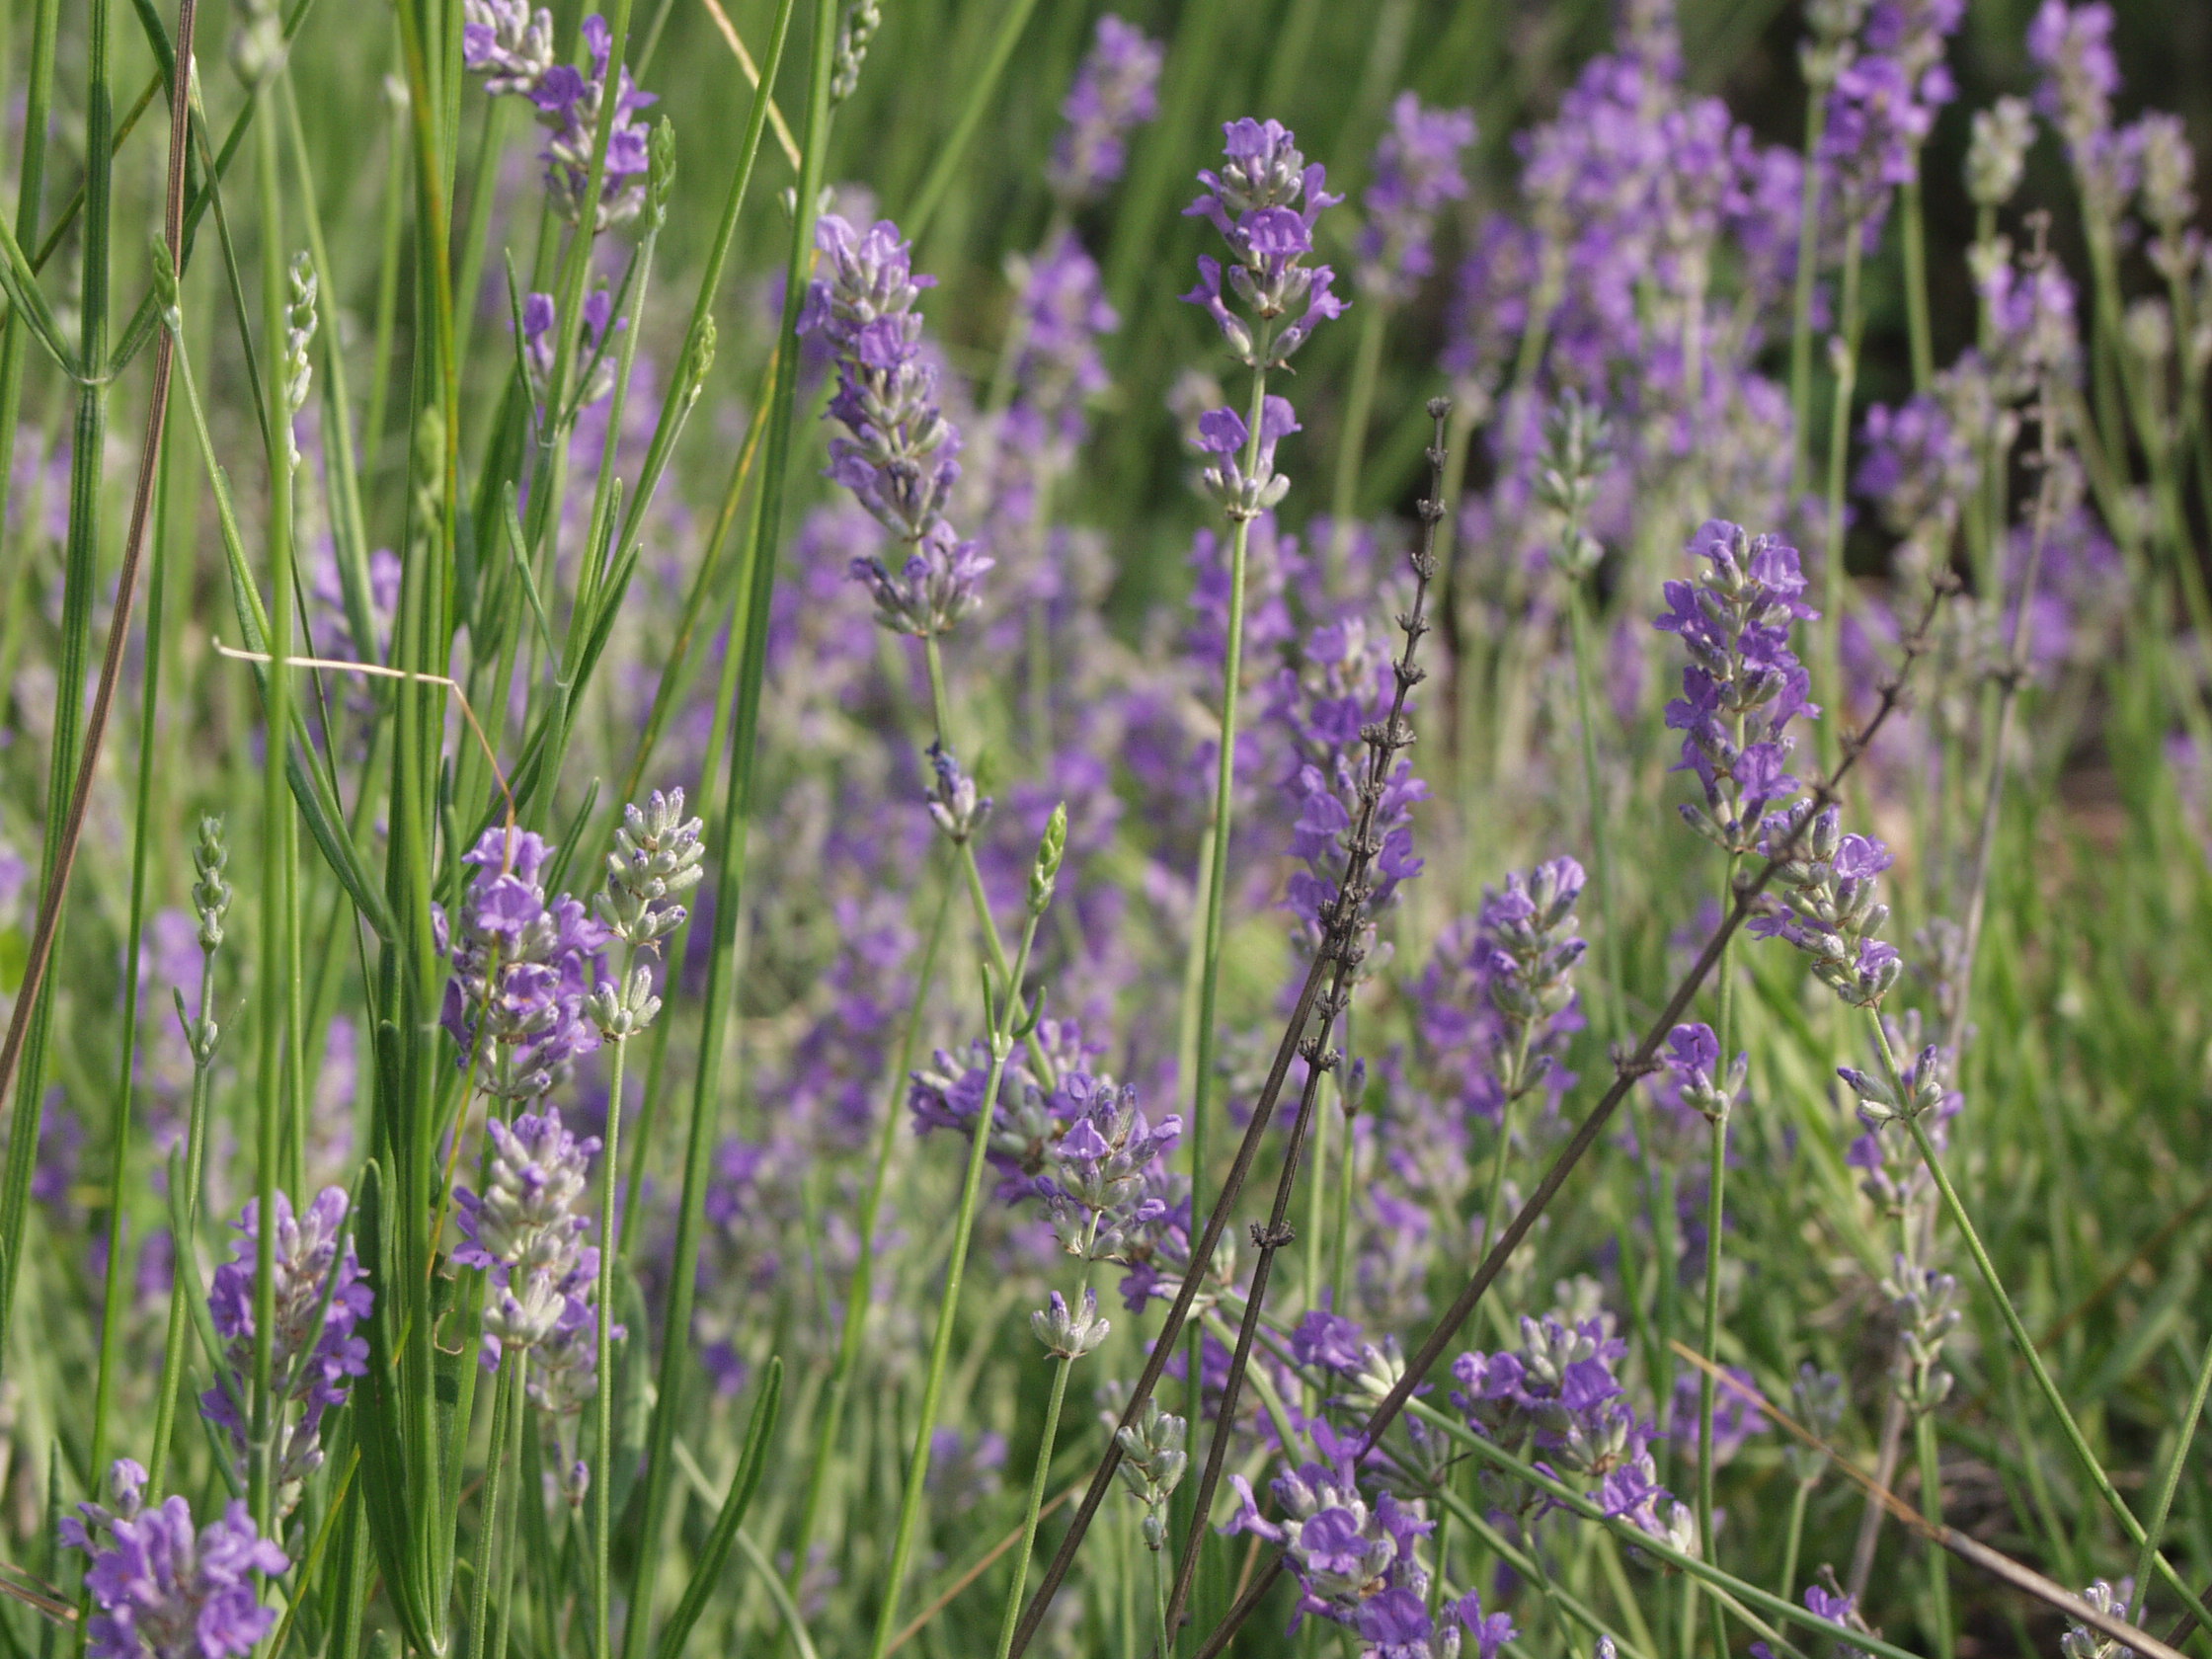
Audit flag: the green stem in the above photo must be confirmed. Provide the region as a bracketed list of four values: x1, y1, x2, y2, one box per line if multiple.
[1778, 1478, 1811, 1603]
[1328, 301, 1388, 577]
[866, 906, 1047, 1659]
[89, 418, 171, 1485]
[1916, 1411, 1954, 1659]
[247, 43, 295, 1540]
[592, 1013, 632, 1659]
[908, 0, 1045, 244]
[1901, 173, 1934, 394]
[993, 1254, 1098, 1659]
[2128, 1319, 2212, 1626]
[468, 1363, 518, 1659]
[1884, 1025, 2204, 1620]
[1183, 359, 1273, 1442]
[1564, 578, 1620, 1038]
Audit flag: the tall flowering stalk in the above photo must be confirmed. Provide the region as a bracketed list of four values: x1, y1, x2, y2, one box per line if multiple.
[1656, 516, 1818, 1639]
[1177, 116, 1343, 1358]
[581, 789, 698, 1659]
[866, 809, 1066, 1659]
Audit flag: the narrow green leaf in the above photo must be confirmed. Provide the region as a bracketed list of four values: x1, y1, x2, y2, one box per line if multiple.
[651, 1357, 783, 1659]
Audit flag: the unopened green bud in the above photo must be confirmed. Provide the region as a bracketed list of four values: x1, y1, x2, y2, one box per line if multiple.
[1029, 802, 1068, 913]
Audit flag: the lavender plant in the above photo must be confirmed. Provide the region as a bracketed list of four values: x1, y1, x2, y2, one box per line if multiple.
[2, 5, 2210, 1659]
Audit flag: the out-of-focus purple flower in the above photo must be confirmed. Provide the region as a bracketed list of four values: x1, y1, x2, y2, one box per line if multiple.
[1273, 612, 1428, 979]
[521, 288, 624, 411]
[1856, 392, 1977, 540]
[2028, 1, 2143, 222]
[926, 1425, 1007, 1512]
[63, 1460, 289, 1659]
[1819, 53, 1937, 233]
[199, 1188, 371, 1507]
[1667, 1364, 1764, 1466]
[1183, 118, 1346, 369]
[800, 214, 990, 636]
[1006, 232, 1116, 446]
[1656, 518, 1819, 851]
[462, 0, 554, 95]
[1356, 95, 1476, 305]
[1977, 239, 2082, 390]
[1048, 16, 1162, 206]
[1454, 1591, 1519, 1659]
[436, 826, 607, 1101]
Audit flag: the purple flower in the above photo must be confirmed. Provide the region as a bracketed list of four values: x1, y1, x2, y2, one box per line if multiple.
[1656, 518, 1819, 850]
[1356, 95, 1477, 305]
[1454, 1592, 1519, 1659]
[1194, 394, 1301, 519]
[199, 1189, 371, 1507]
[1223, 1428, 1432, 1636]
[1034, 1081, 1180, 1262]
[1047, 17, 1162, 205]
[1668, 1365, 1764, 1466]
[1183, 118, 1346, 368]
[63, 1461, 289, 1659]
[436, 826, 607, 1101]
[462, 0, 554, 96]
[463, 7, 657, 228]
[1752, 805, 1903, 1007]
[1819, 53, 1939, 228]
[800, 214, 990, 636]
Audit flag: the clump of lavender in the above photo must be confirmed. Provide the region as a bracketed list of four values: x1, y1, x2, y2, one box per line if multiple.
[462, 5, 657, 228]
[1183, 118, 1346, 371]
[1408, 858, 1588, 1133]
[2026, 1, 2137, 222]
[437, 827, 606, 1101]
[200, 1188, 372, 1511]
[1033, 1082, 1181, 1263]
[1752, 807, 1902, 1005]
[800, 215, 989, 635]
[1657, 519, 1821, 852]
[923, 744, 991, 843]
[1047, 16, 1163, 208]
[62, 1459, 289, 1659]
[1452, 1307, 1693, 1550]
[1355, 95, 1476, 306]
[454, 1105, 601, 1369]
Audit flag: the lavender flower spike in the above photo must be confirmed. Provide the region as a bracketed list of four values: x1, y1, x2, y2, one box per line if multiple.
[1356, 94, 1476, 305]
[1656, 518, 1820, 853]
[1751, 806, 1903, 1006]
[800, 214, 991, 635]
[436, 826, 607, 1101]
[1048, 16, 1163, 207]
[199, 1188, 372, 1508]
[62, 1460, 290, 1659]
[1183, 118, 1346, 369]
